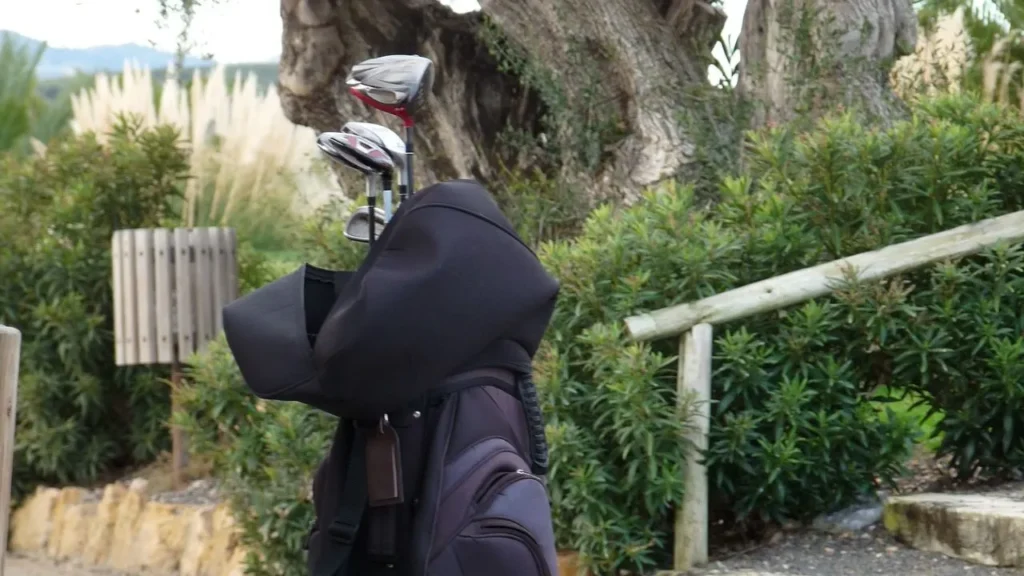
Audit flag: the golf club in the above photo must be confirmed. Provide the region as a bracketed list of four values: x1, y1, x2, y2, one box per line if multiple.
[316, 131, 394, 246]
[343, 206, 387, 244]
[346, 55, 434, 196]
[341, 122, 407, 218]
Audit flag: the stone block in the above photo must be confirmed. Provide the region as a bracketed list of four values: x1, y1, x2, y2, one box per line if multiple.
[10, 486, 60, 552]
[884, 492, 1024, 566]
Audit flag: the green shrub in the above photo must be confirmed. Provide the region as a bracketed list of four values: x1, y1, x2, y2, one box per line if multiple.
[537, 93, 1024, 573]
[0, 116, 189, 498]
[176, 337, 332, 576]
[293, 196, 370, 270]
[176, 198, 365, 575]
[861, 247, 1024, 479]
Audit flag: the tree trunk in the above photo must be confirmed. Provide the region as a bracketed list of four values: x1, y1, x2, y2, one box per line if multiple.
[738, 0, 918, 128]
[278, 0, 726, 203]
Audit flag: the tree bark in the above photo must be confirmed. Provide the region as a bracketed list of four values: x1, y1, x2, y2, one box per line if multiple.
[278, 0, 726, 203]
[738, 0, 918, 128]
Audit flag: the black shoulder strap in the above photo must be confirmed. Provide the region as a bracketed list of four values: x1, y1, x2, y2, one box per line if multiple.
[312, 426, 367, 576]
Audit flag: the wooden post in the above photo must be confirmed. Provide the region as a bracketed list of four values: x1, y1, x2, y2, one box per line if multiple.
[170, 361, 188, 489]
[675, 323, 712, 572]
[0, 326, 22, 576]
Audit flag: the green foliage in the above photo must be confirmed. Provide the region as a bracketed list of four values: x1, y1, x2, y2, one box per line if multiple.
[537, 93, 1024, 573]
[677, 34, 751, 204]
[175, 198, 365, 575]
[0, 32, 44, 153]
[0, 33, 75, 154]
[869, 246, 1024, 479]
[176, 337, 333, 576]
[479, 18, 626, 175]
[491, 167, 592, 249]
[873, 386, 944, 453]
[294, 197, 372, 270]
[0, 116, 189, 498]
[478, 18, 628, 247]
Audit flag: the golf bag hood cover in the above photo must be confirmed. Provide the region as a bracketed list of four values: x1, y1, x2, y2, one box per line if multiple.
[222, 264, 351, 410]
[223, 179, 559, 418]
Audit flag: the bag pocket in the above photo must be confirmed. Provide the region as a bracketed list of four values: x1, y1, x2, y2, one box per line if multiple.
[427, 439, 557, 576]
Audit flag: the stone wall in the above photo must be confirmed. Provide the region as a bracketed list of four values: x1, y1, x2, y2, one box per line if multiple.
[11, 480, 587, 576]
[10, 482, 247, 576]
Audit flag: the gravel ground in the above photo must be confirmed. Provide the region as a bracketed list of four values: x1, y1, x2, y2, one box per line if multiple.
[692, 525, 1024, 575]
[148, 477, 220, 506]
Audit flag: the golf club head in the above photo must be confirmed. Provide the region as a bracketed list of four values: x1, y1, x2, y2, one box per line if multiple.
[346, 55, 435, 122]
[317, 131, 395, 174]
[343, 206, 387, 244]
[341, 122, 406, 171]
[317, 133, 376, 174]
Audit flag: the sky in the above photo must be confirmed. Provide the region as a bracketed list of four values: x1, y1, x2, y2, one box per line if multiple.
[0, 0, 750, 65]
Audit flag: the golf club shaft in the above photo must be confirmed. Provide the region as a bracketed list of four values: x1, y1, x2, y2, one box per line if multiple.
[366, 179, 376, 247]
[405, 125, 415, 194]
[382, 172, 394, 221]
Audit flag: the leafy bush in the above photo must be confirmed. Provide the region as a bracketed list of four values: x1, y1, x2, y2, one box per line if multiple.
[176, 337, 333, 576]
[175, 199, 365, 575]
[537, 93, 1024, 573]
[861, 247, 1024, 479]
[0, 117, 189, 498]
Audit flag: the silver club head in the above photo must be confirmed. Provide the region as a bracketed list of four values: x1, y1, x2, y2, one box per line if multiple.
[341, 122, 406, 165]
[316, 133, 376, 174]
[346, 55, 435, 117]
[341, 122, 406, 176]
[318, 131, 395, 174]
[343, 206, 387, 244]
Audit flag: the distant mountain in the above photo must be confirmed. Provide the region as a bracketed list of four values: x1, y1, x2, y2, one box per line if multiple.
[35, 61, 281, 102]
[1, 30, 214, 79]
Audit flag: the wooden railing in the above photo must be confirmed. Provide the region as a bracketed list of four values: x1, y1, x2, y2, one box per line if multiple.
[622, 209, 1024, 572]
[0, 326, 21, 576]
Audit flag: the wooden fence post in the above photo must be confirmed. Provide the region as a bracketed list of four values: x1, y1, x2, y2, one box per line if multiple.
[674, 323, 712, 572]
[0, 326, 22, 576]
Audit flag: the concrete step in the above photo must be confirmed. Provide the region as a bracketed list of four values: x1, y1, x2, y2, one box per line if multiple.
[883, 491, 1024, 566]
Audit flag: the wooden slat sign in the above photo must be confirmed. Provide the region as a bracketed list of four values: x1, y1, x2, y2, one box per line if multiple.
[113, 228, 239, 366]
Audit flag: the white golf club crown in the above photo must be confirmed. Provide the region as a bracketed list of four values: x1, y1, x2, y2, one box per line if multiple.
[346, 55, 435, 197]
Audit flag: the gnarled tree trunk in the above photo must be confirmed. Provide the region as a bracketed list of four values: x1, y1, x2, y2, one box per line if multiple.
[279, 0, 918, 202]
[278, 0, 726, 203]
[738, 0, 918, 128]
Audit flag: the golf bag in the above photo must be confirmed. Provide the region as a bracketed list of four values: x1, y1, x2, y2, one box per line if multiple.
[222, 180, 561, 576]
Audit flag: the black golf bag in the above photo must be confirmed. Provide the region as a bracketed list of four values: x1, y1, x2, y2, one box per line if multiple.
[222, 180, 561, 576]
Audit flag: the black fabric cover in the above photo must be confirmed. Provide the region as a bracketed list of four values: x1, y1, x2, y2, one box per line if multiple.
[222, 179, 559, 419]
[221, 264, 350, 412]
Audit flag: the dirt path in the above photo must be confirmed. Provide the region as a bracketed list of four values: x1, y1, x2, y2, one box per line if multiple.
[4, 554, 123, 576]
[694, 526, 1024, 575]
